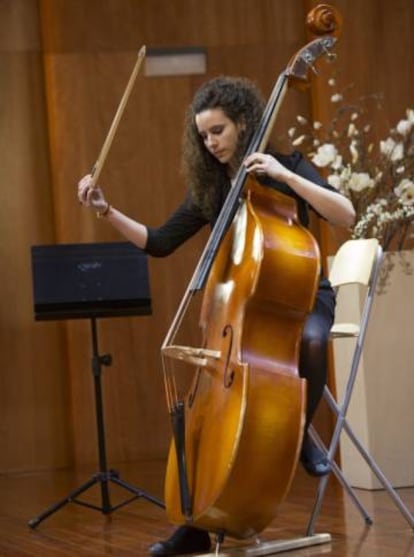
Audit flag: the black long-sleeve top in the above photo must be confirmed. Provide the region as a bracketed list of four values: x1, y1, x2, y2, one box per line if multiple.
[146, 151, 338, 263]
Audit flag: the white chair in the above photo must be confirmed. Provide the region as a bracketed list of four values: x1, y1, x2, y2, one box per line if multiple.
[307, 238, 414, 534]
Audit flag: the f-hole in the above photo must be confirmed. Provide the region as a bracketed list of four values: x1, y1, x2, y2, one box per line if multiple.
[223, 324, 235, 388]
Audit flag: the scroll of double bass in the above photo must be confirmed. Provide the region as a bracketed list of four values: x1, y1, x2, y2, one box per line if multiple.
[161, 4, 342, 540]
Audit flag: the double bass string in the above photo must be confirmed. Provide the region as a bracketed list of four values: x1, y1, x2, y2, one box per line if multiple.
[192, 72, 289, 291]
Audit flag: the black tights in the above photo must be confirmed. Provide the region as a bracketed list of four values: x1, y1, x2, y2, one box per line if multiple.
[298, 286, 335, 433]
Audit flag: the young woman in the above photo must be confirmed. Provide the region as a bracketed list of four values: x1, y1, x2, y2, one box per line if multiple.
[78, 76, 355, 556]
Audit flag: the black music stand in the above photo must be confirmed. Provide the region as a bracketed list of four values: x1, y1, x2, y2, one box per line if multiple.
[28, 242, 165, 528]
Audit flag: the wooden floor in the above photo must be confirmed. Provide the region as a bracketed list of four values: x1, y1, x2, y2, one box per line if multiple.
[0, 459, 413, 557]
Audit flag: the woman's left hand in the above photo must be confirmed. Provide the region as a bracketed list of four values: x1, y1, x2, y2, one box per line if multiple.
[245, 152, 356, 227]
[244, 152, 291, 182]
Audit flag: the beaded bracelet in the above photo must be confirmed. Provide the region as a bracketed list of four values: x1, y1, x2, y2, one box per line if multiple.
[96, 202, 112, 218]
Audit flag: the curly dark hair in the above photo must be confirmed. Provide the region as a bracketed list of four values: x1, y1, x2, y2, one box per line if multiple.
[182, 76, 265, 219]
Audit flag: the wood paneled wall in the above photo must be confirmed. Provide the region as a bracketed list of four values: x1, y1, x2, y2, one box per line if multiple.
[1, 0, 413, 473]
[0, 0, 71, 472]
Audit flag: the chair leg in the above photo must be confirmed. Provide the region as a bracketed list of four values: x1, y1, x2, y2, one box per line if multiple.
[307, 338, 366, 535]
[307, 248, 414, 533]
[308, 426, 373, 526]
[307, 388, 414, 534]
[323, 389, 414, 529]
[306, 409, 352, 536]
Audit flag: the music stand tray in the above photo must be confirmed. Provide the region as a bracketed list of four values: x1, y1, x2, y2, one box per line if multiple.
[28, 241, 165, 528]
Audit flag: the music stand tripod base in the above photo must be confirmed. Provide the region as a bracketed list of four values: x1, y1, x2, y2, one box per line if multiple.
[29, 242, 165, 528]
[28, 468, 165, 529]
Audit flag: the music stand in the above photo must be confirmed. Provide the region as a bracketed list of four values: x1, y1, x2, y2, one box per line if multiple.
[28, 241, 165, 528]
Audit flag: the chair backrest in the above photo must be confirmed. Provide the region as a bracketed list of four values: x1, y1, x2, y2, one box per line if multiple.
[329, 238, 382, 288]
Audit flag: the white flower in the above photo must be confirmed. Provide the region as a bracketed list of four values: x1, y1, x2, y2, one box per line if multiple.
[380, 137, 404, 161]
[396, 118, 413, 136]
[406, 108, 414, 123]
[348, 172, 375, 192]
[327, 174, 342, 189]
[331, 154, 343, 170]
[287, 92, 414, 251]
[311, 143, 338, 167]
[347, 123, 357, 137]
[394, 178, 414, 205]
[292, 134, 306, 146]
[380, 137, 395, 156]
[350, 140, 359, 164]
[391, 143, 404, 161]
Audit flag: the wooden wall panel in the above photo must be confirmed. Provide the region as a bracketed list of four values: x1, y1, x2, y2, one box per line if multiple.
[0, 0, 71, 472]
[37, 0, 314, 467]
[2, 0, 413, 473]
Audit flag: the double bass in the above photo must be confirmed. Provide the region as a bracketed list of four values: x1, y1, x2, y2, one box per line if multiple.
[161, 4, 342, 541]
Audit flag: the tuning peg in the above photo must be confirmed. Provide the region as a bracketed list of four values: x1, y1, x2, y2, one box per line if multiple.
[302, 52, 319, 75]
[309, 64, 319, 75]
[322, 46, 337, 61]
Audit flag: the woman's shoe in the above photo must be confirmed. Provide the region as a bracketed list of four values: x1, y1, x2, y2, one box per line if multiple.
[148, 526, 211, 556]
[300, 435, 331, 477]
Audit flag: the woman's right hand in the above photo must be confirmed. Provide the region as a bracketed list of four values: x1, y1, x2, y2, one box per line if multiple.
[77, 174, 109, 213]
